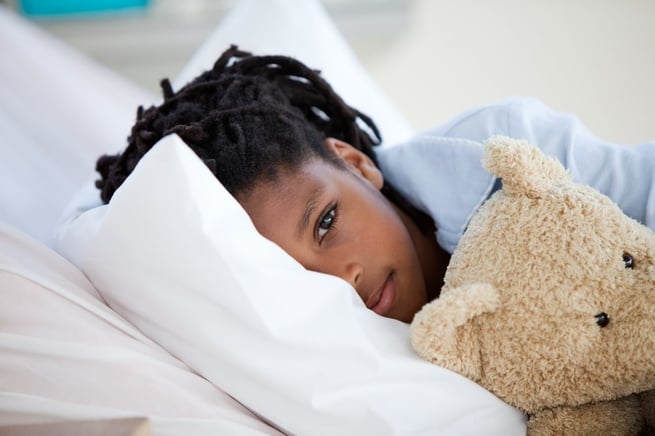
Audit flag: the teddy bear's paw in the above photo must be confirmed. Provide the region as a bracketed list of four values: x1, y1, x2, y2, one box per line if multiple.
[410, 282, 498, 381]
[528, 396, 644, 436]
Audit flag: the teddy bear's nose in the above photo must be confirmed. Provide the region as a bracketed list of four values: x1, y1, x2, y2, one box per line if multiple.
[595, 312, 610, 327]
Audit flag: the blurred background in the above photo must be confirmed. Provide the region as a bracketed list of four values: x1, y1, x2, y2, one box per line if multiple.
[7, 0, 655, 145]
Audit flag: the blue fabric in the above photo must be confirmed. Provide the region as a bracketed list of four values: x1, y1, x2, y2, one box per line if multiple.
[376, 97, 655, 254]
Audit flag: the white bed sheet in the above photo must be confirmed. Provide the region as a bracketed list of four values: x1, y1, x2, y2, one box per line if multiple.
[0, 223, 281, 435]
[0, 0, 526, 434]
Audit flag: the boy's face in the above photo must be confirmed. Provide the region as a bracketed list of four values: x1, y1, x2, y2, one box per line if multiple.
[239, 139, 429, 323]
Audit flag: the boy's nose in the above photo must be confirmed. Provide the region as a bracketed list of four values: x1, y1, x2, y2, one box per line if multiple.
[342, 262, 362, 289]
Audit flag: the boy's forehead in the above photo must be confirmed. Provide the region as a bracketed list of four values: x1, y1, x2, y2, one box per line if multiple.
[265, 159, 344, 193]
[240, 161, 331, 214]
[237, 164, 337, 242]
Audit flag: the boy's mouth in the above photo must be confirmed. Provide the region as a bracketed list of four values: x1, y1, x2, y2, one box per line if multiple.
[366, 273, 395, 316]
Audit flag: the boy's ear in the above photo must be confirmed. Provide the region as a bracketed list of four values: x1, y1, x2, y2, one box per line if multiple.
[323, 138, 384, 189]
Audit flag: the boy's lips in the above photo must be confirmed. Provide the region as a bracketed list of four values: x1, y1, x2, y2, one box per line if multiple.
[366, 273, 395, 316]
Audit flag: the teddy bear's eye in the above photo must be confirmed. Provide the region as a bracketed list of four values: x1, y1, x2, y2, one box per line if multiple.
[595, 312, 610, 327]
[622, 252, 634, 269]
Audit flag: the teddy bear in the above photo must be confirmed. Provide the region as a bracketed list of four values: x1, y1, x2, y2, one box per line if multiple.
[410, 136, 655, 435]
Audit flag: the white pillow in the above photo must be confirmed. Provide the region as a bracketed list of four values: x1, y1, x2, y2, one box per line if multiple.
[57, 134, 527, 435]
[174, 0, 414, 147]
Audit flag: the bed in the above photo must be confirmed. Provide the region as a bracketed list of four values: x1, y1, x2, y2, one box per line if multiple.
[0, 1, 527, 434]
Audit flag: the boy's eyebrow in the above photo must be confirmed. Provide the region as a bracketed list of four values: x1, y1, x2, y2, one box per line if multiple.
[297, 188, 324, 237]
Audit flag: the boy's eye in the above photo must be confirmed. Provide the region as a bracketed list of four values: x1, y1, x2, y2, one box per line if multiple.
[317, 206, 336, 241]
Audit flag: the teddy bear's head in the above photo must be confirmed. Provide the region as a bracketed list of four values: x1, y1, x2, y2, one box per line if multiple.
[411, 136, 655, 414]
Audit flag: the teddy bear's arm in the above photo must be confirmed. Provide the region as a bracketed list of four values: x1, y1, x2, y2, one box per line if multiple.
[640, 390, 655, 435]
[528, 396, 644, 436]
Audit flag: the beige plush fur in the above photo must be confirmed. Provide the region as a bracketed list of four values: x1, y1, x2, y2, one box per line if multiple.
[410, 136, 655, 435]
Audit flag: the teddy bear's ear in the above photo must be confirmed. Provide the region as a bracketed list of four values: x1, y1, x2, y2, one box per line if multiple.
[410, 283, 499, 382]
[483, 136, 571, 198]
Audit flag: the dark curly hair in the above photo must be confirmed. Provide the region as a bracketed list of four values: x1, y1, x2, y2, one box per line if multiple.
[95, 45, 432, 233]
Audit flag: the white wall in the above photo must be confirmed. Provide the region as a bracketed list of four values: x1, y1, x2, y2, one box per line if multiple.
[33, 0, 654, 145]
[358, 0, 655, 145]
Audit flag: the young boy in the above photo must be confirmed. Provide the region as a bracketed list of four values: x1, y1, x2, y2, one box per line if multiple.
[96, 46, 655, 323]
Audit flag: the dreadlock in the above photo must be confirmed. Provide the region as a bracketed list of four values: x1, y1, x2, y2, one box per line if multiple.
[96, 45, 432, 233]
